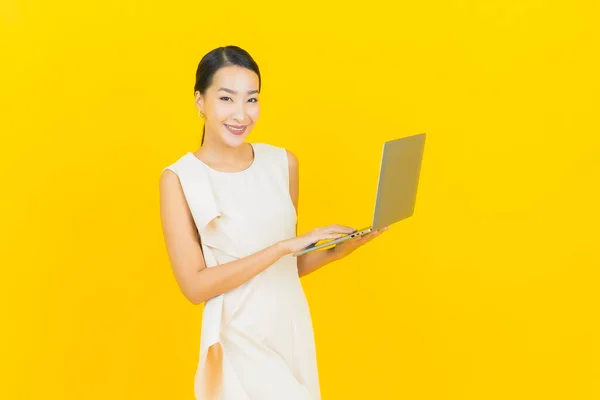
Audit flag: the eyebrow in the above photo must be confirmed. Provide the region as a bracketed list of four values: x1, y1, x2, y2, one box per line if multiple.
[218, 87, 259, 95]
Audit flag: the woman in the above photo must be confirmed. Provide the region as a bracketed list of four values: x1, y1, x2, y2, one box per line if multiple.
[159, 45, 387, 400]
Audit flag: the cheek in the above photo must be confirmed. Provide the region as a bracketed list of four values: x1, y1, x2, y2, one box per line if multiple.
[248, 104, 260, 121]
[211, 102, 231, 121]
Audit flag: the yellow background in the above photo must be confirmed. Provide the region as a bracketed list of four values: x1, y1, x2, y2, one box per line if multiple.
[1, 0, 599, 399]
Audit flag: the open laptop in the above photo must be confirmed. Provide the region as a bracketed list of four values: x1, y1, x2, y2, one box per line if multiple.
[292, 132, 427, 257]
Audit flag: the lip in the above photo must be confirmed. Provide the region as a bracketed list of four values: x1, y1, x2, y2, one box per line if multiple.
[224, 124, 247, 136]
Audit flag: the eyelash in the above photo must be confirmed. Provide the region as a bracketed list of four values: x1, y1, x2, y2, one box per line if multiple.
[220, 97, 258, 103]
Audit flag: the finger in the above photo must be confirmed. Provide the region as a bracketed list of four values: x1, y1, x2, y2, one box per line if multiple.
[326, 224, 357, 234]
[322, 233, 343, 240]
[360, 235, 375, 244]
[354, 234, 370, 243]
[361, 231, 381, 242]
[366, 228, 387, 238]
[367, 230, 386, 241]
[373, 228, 387, 237]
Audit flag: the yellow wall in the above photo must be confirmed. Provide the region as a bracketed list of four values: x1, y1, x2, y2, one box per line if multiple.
[1, 1, 598, 398]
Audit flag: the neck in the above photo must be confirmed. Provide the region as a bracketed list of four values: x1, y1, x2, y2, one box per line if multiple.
[195, 137, 252, 167]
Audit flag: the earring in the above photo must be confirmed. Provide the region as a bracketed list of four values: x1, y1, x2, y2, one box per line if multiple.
[198, 111, 205, 118]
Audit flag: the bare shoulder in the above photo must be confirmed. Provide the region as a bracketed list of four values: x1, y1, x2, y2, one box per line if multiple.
[159, 167, 178, 188]
[159, 168, 196, 237]
[159, 168, 184, 206]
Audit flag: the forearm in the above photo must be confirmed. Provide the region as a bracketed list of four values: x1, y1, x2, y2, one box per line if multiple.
[297, 247, 341, 277]
[189, 241, 288, 304]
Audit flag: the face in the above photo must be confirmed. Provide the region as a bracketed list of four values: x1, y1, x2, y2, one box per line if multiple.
[196, 65, 260, 147]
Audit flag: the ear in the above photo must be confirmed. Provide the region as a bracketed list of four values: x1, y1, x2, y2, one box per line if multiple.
[195, 91, 204, 113]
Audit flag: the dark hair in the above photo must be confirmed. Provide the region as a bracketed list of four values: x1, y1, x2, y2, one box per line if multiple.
[194, 46, 262, 145]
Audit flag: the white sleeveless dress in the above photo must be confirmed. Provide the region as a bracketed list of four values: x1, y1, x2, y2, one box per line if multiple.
[163, 143, 321, 400]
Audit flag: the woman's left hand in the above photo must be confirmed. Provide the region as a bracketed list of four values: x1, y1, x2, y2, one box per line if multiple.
[331, 226, 389, 260]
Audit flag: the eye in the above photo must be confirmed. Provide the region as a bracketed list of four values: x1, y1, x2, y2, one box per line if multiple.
[220, 97, 232, 102]
[248, 98, 258, 103]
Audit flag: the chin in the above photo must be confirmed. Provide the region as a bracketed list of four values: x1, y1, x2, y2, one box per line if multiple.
[220, 133, 248, 148]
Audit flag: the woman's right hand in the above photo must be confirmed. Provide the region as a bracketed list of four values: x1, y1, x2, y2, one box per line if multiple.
[279, 225, 357, 255]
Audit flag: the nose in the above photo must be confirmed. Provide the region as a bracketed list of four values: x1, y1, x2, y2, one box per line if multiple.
[231, 102, 249, 123]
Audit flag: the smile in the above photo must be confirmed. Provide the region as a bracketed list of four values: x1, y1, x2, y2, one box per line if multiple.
[224, 124, 247, 136]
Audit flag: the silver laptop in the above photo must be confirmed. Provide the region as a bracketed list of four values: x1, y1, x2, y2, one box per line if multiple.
[292, 133, 426, 257]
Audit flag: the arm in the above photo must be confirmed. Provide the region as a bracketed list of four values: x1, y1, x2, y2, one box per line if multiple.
[297, 245, 341, 277]
[286, 149, 342, 277]
[159, 170, 288, 305]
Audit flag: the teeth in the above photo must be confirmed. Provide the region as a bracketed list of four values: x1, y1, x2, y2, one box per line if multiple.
[226, 125, 243, 131]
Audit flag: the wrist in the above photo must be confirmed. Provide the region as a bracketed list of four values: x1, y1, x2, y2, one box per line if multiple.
[274, 240, 291, 257]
